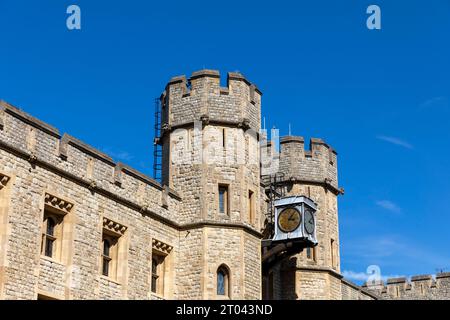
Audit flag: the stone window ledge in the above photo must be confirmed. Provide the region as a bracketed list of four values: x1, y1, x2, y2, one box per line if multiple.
[150, 293, 165, 300]
[99, 275, 122, 286]
[40, 255, 66, 267]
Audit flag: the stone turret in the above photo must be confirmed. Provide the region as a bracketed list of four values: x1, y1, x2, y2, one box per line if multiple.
[160, 70, 262, 299]
[265, 135, 343, 300]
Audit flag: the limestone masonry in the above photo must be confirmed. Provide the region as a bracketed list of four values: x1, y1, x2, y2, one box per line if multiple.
[0, 70, 448, 300]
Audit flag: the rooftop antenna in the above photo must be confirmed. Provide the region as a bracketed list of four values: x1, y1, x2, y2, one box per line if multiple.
[263, 117, 266, 130]
[288, 123, 291, 136]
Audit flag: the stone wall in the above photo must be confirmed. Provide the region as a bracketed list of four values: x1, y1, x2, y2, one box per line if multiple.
[277, 136, 338, 191]
[341, 279, 377, 300]
[162, 70, 261, 135]
[364, 273, 450, 300]
[0, 68, 264, 300]
[0, 100, 181, 300]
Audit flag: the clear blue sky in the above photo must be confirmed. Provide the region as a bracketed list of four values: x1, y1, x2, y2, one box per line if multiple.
[1, 1, 449, 283]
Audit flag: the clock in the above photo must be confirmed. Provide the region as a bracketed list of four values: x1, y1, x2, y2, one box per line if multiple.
[278, 207, 301, 233]
[304, 207, 315, 235]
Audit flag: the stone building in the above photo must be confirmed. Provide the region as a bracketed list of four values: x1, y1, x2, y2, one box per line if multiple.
[363, 274, 450, 300]
[0, 70, 446, 300]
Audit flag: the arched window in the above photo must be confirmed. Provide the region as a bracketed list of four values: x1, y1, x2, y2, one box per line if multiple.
[217, 265, 230, 297]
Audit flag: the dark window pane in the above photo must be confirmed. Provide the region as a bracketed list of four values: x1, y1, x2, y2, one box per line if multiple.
[217, 271, 225, 295]
[151, 276, 158, 293]
[219, 187, 226, 213]
[46, 217, 55, 236]
[103, 239, 110, 256]
[102, 258, 109, 276]
[151, 258, 160, 293]
[152, 258, 158, 274]
[45, 238, 53, 257]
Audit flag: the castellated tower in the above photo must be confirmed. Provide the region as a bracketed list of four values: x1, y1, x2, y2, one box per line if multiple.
[160, 70, 262, 299]
[265, 136, 343, 300]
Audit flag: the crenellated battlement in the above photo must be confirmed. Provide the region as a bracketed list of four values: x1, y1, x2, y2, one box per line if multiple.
[364, 273, 450, 299]
[0, 100, 181, 224]
[162, 69, 262, 132]
[268, 135, 340, 194]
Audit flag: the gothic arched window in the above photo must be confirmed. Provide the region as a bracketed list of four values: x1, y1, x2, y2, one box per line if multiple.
[217, 265, 230, 297]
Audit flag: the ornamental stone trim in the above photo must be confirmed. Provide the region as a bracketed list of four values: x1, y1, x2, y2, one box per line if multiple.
[200, 114, 210, 126]
[44, 193, 74, 214]
[88, 180, 97, 191]
[103, 217, 127, 236]
[28, 152, 37, 164]
[152, 239, 173, 255]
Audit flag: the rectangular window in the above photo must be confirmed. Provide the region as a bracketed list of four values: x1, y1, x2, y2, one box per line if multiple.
[151, 252, 166, 295]
[41, 211, 63, 259]
[219, 185, 229, 215]
[101, 218, 127, 281]
[222, 128, 226, 149]
[306, 246, 317, 262]
[102, 233, 119, 279]
[248, 190, 254, 224]
[40, 194, 74, 263]
[330, 239, 336, 269]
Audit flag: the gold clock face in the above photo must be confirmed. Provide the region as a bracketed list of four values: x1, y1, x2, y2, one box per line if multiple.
[278, 207, 301, 233]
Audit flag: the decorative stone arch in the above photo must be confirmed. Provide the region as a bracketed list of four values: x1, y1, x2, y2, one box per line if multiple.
[216, 263, 231, 299]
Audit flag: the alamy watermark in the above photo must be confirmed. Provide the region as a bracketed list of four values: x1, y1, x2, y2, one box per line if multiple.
[367, 5, 381, 30]
[66, 5, 81, 30]
[169, 122, 280, 177]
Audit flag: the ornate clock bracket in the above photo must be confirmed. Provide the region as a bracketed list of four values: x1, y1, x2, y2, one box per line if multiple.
[261, 195, 318, 273]
[261, 238, 313, 272]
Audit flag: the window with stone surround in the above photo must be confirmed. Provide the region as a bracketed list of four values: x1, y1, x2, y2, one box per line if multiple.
[151, 252, 165, 294]
[0, 173, 12, 269]
[306, 246, 317, 263]
[222, 128, 226, 149]
[248, 190, 255, 224]
[217, 264, 230, 298]
[40, 193, 73, 262]
[330, 239, 337, 269]
[41, 213, 60, 258]
[151, 239, 173, 298]
[102, 235, 117, 277]
[101, 218, 127, 281]
[218, 185, 229, 215]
